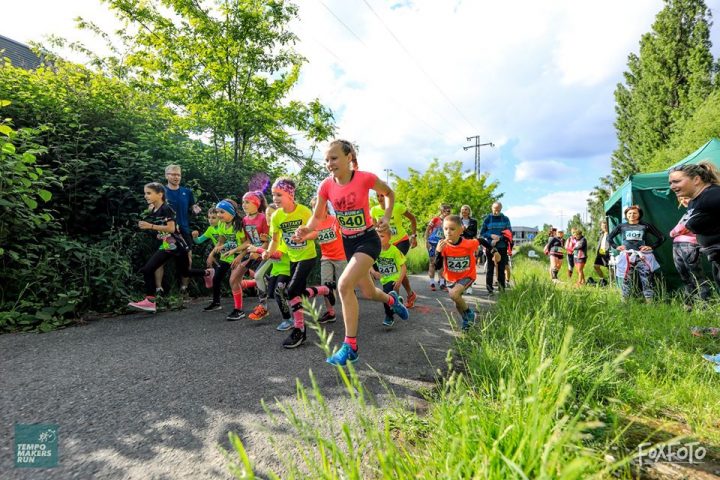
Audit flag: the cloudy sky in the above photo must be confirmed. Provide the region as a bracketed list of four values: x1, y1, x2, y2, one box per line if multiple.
[4, 0, 720, 228]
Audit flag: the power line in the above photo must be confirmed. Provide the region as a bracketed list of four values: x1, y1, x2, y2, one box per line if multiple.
[301, 32, 445, 137]
[315, 0, 467, 134]
[359, 0, 478, 132]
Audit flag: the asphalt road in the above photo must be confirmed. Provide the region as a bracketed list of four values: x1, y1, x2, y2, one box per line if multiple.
[1, 272, 495, 479]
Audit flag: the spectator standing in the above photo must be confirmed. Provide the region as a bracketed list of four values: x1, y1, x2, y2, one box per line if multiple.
[480, 202, 512, 295]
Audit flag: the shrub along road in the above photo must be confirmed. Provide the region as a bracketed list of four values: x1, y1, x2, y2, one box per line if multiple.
[0, 272, 495, 479]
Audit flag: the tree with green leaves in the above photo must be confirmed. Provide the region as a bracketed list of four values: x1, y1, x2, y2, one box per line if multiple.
[589, 0, 716, 225]
[393, 159, 500, 228]
[76, 0, 335, 166]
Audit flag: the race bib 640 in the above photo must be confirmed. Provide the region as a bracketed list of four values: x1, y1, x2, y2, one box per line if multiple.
[337, 209, 366, 231]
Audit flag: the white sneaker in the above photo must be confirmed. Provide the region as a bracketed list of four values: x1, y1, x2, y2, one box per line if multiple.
[465, 287, 473, 295]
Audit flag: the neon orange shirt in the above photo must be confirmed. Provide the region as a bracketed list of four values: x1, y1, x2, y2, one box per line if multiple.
[318, 170, 378, 236]
[316, 215, 346, 261]
[441, 238, 479, 282]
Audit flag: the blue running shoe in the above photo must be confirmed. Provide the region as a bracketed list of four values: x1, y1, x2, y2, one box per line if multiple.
[702, 353, 720, 364]
[326, 343, 359, 366]
[276, 319, 293, 331]
[383, 315, 395, 327]
[389, 291, 409, 320]
[461, 309, 476, 332]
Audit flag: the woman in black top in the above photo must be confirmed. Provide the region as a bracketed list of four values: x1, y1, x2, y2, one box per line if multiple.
[608, 205, 664, 301]
[669, 160, 720, 288]
[544, 227, 563, 280]
[460, 205, 478, 239]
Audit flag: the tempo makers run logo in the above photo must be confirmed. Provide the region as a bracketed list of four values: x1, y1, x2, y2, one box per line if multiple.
[638, 441, 706, 465]
[14, 424, 58, 468]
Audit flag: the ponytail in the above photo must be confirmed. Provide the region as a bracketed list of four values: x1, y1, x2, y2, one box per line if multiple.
[670, 160, 720, 186]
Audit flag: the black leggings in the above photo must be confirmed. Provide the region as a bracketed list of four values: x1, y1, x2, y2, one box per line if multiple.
[212, 262, 232, 303]
[268, 274, 291, 320]
[140, 250, 206, 296]
[287, 258, 317, 299]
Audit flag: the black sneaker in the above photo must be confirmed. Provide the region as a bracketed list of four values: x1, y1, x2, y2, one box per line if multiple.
[318, 311, 336, 324]
[155, 288, 165, 297]
[204, 302, 222, 312]
[325, 282, 336, 306]
[282, 327, 306, 348]
[226, 309, 246, 321]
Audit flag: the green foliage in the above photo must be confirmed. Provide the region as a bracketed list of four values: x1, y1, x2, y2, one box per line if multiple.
[393, 159, 501, 225]
[589, 0, 716, 226]
[86, 0, 335, 165]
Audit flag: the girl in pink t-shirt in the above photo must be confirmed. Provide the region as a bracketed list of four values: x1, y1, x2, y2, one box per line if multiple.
[294, 139, 410, 366]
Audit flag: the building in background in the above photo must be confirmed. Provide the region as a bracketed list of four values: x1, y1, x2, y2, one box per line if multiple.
[512, 226, 538, 246]
[0, 35, 43, 70]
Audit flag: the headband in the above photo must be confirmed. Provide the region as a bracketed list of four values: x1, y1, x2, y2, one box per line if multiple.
[215, 200, 236, 217]
[272, 179, 295, 199]
[242, 191, 262, 209]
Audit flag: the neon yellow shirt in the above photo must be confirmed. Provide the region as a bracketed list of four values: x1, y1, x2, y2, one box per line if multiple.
[270, 204, 317, 263]
[371, 201, 409, 245]
[217, 221, 246, 263]
[271, 242, 291, 276]
[375, 245, 406, 284]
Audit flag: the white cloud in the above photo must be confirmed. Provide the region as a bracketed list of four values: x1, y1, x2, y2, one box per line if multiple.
[505, 190, 592, 228]
[514, 161, 577, 182]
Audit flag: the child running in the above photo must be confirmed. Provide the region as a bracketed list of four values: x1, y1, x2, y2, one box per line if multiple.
[232, 191, 269, 320]
[209, 199, 247, 318]
[311, 197, 345, 324]
[426, 204, 451, 291]
[192, 207, 221, 292]
[295, 139, 410, 366]
[544, 227, 563, 281]
[248, 203, 294, 330]
[371, 228, 408, 327]
[371, 192, 418, 307]
[128, 182, 210, 313]
[263, 177, 333, 348]
[436, 215, 480, 331]
[572, 229, 587, 285]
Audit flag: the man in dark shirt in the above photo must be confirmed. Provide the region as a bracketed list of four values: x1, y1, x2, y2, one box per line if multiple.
[156, 164, 201, 293]
[480, 202, 512, 294]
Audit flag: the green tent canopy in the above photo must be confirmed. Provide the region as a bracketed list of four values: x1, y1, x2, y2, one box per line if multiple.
[603, 138, 720, 290]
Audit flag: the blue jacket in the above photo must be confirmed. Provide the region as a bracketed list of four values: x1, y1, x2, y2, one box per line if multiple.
[480, 214, 512, 248]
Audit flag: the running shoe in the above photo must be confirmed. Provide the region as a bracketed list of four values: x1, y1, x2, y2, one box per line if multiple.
[439, 280, 447, 291]
[389, 291, 409, 320]
[383, 315, 395, 327]
[283, 327, 306, 349]
[318, 312, 336, 324]
[465, 287, 473, 295]
[203, 302, 222, 312]
[204, 269, 214, 289]
[462, 309, 476, 332]
[276, 319, 293, 331]
[702, 353, 720, 364]
[405, 291, 417, 308]
[430, 283, 436, 291]
[226, 309, 246, 321]
[326, 343, 359, 366]
[128, 298, 156, 313]
[155, 288, 164, 297]
[248, 305, 269, 321]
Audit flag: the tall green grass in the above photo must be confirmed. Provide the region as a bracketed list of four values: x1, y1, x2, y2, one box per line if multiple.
[225, 258, 720, 478]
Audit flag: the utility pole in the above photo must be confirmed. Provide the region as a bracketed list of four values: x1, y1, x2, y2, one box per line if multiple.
[383, 168, 393, 183]
[463, 135, 494, 180]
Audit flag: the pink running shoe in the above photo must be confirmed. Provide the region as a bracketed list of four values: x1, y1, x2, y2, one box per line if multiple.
[128, 298, 156, 313]
[204, 268, 214, 289]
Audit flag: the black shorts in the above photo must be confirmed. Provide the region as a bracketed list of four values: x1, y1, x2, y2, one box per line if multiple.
[394, 238, 411, 255]
[342, 228, 381, 261]
[594, 252, 610, 267]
